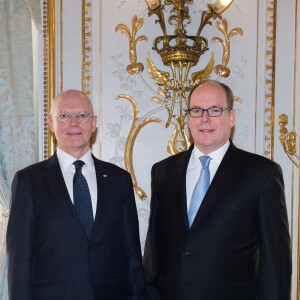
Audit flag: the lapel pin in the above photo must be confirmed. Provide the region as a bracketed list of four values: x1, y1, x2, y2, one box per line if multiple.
[103, 174, 107, 177]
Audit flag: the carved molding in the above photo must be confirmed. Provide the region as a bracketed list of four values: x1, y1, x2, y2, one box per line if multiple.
[263, 0, 277, 159]
[82, 0, 93, 96]
[43, 0, 56, 159]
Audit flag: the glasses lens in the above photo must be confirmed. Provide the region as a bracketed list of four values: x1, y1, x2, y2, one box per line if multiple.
[190, 108, 203, 117]
[58, 112, 71, 123]
[208, 107, 222, 117]
[77, 113, 91, 123]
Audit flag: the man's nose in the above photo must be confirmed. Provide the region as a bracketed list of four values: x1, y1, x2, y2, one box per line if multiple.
[201, 110, 210, 121]
[69, 114, 79, 125]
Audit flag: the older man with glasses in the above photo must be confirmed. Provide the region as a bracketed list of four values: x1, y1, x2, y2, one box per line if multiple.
[7, 89, 146, 300]
[144, 79, 291, 300]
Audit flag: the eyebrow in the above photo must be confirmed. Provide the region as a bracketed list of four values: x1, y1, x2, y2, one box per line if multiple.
[190, 105, 220, 109]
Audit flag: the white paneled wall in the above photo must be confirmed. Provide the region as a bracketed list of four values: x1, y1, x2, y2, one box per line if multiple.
[39, 0, 300, 297]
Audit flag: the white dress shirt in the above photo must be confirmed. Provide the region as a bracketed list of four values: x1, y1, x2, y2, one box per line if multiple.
[57, 148, 98, 218]
[186, 141, 230, 210]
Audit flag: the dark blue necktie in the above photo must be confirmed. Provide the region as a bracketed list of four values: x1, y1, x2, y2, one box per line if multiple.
[73, 160, 94, 239]
[188, 156, 211, 228]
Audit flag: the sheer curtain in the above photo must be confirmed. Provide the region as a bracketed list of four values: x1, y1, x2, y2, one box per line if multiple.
[0, 0, 40, 297]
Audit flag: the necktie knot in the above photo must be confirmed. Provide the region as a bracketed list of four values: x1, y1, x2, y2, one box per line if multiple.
[200, 156, 211, 169]
[74, 160, 85, 171]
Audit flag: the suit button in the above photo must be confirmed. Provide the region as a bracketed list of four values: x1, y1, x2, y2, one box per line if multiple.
[182, 251, 192, 256]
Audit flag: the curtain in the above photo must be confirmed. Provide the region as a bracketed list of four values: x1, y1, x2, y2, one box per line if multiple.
[23, 0, 42, 32]
[0, 0, 37, 297]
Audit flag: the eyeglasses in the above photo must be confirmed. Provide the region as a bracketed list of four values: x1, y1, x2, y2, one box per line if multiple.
[188, 107, 232, 118]
[53, 112, 94, 123]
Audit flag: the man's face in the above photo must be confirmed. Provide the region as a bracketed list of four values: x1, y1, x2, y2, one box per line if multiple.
[48, 91, 97, 158]
[188, 83, 236, 154]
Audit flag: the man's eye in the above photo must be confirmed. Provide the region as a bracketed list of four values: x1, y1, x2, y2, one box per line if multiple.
[59, 113, 69, 119]
[210, 108, 221, 113]
[78, 113, 88, 118]
[192, 109, 202, 113]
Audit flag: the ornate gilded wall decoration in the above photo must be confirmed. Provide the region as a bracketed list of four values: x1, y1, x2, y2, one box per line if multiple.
[43, 0, 56, 159]
[116, 94, 164, 200]
[212, 18, 243, 78]
[264, 0, 277, 159]
[82, 1, 93, 96]
[115, 0, 243, 199]
[115, 16, 148, 74]
[279, 114, 299, 168]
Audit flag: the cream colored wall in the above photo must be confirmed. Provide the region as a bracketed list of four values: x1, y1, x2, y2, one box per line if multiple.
[275, 1, 300, 298]
[39, 0, 300, 298]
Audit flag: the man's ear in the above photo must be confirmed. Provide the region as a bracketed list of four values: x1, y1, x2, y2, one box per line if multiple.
[47, 115, 55, 132]
[92, 115, 97, 132]
[229, 109, 236, 128]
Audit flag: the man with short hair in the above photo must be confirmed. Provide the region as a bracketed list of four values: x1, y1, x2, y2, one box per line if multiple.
[7, 89, 146, 300]
[144, 80, 291, 299]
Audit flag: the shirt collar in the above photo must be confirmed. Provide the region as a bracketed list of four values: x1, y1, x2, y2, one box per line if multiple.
[190, 140, 230, 168]
[57, 148, 94, 172]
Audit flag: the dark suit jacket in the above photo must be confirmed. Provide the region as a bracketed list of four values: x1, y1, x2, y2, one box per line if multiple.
[6, 153, 146, 300]
[144, 142, 291, 300]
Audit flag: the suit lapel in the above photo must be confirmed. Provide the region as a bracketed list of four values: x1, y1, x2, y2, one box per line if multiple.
[173, 147, 193, 231]
[190, 142, 239, 230]
[44, 153, 88, 240]
[90, 157, 109, 240]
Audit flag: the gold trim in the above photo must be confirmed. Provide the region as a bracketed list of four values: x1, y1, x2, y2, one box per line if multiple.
[82, 0, 92, 96]
[279, 114, 298, 160]
[116, 94, 164, 200]
[42, 1, 48, 159]
[264, 0, 277, 159]
[295, 0, 300, 297]
[43, 0, 56, 159]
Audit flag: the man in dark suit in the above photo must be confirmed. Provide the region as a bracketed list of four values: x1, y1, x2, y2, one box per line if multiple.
[7, 89, 146, 300]
[144, 80, 291, 299]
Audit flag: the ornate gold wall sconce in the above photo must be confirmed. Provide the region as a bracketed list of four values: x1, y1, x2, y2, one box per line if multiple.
[279, 114, 299, 168]
[115, 0, 243, 199]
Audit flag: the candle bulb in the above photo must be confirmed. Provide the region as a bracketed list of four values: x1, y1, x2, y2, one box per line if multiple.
[145, 0, 161, 10]
[211, 0, 233, 14]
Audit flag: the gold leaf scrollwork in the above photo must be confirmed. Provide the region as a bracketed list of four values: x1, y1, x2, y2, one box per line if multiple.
[147, 53, 170, 89]
[191, 52, 215, 85]
[115, 16, 148, 74]
[233, 96, 242, 104]
[212, 18, 243, 78]
[151, 87, 167, 104]
[279, 114, 299, 168]
[116, 94, 164, 200]
[167, 121, 190, 156]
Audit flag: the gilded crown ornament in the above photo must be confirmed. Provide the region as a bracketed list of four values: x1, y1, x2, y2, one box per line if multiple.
[115, 0, 243, 199]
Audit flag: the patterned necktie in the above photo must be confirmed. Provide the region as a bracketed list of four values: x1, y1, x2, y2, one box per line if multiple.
[188, 156, 212, 228]
[73, 160, 94, 239]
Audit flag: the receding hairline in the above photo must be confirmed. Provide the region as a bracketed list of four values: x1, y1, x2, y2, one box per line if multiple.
[187, 79, 234, 108]
[50, 89, 94, 115]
